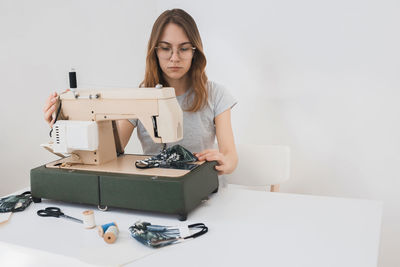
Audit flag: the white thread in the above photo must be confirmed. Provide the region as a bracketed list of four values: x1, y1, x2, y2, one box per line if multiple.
[82, 210, 96, 229]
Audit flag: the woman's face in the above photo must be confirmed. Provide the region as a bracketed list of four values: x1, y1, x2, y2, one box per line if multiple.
[156, 23, 194, 82]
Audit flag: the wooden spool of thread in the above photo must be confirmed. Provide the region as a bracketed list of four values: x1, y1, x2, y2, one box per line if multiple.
[103, 225, 119, 244]
[82, 210, 96, 229]
[98, 222, 118, 237]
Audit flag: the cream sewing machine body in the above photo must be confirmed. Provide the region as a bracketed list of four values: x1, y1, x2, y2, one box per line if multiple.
[43, 87, 183, 165]
[31, 87, 219, 221]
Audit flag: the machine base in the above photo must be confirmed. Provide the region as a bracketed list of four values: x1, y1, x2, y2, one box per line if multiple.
[30, 159, 218, 221]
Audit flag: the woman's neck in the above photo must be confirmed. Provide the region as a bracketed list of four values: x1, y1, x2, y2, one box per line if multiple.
[164, 75, 191, 96]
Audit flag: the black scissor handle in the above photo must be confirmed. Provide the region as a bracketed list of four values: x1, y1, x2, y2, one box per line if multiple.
[37, 207, 63, 217]
[184, 223, 208, 239]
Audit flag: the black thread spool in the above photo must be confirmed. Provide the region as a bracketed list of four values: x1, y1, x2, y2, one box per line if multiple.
[69, 68, 77, 89]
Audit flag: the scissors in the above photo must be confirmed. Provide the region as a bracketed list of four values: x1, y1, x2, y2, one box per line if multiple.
[37, 207, 83, 224]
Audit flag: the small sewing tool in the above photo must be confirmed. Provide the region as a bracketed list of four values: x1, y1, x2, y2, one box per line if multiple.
[37, 207, 83, 224]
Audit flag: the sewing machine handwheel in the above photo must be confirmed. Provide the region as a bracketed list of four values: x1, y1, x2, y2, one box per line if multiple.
[178, 213, 187, 221]
[212, 187, 219, 193]
[32, 197, 42, 203]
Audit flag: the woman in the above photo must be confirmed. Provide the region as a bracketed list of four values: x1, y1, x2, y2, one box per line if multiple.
[43, 9, 238, 175]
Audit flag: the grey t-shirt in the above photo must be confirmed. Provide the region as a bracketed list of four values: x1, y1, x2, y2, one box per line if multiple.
[129, 81, 237, 155]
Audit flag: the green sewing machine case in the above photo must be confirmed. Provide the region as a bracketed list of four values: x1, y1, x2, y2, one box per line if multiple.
[30, 156, 218, 221]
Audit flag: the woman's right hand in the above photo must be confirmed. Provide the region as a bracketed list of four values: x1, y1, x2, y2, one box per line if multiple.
[43, 92, 58, 127]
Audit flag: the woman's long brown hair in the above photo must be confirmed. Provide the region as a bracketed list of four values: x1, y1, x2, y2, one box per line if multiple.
[141, 9, 208, 112]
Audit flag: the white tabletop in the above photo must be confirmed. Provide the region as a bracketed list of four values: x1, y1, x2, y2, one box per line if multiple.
[0, 187, 382, 267]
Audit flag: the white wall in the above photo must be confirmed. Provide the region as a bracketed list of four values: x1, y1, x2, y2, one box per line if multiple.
[0, 0, 152, 192]
[1, 0, 399, 266]
[155, 1, 399, 266]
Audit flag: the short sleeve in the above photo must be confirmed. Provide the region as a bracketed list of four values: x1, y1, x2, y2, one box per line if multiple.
[128, 118, 138, 127]
[210, 81, 237, 118]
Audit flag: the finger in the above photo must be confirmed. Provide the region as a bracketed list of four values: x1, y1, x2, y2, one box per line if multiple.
[47, 91, 57, 98]
[50, 116, 56, 127]
[43, 98, 57, 113]
[44, 104, 56, 121]
[197, 150, 220, 157]
[197, 151, 219, 161]
[44, 94, 53, 111]
[215, 165, 224, 171]
[198, 150, 221, 159]
[43, 99, 56, 114]
[44, 93, 58, 109]
[203, 154, 225, 165]
[195, 149, 218, 157]
[215, 165, 225, 175]
[49, 92, 58, 102]
[44, 105, 56, 123]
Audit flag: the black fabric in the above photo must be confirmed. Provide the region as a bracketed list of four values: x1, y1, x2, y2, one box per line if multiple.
[135, 144, 198, 169]
[0, 191, 32, 213]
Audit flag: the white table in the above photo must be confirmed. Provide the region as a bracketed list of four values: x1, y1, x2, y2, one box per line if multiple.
[0, 187, 382, 267]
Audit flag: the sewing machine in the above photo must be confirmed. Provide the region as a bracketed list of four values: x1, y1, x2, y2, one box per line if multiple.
[30, 88, 218, 221]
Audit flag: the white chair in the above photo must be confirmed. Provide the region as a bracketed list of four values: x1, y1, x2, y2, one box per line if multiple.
[226, 144, 290, 192]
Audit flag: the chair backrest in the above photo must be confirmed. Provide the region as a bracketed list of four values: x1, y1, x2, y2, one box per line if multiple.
[226, 144, 290, 186]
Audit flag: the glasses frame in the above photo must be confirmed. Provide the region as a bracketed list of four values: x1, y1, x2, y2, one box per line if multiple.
[155, 45, 196, 60]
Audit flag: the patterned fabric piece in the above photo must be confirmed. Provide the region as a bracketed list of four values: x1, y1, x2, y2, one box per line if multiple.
[0, 191, 32, 213]
[135, 144, 198, 169]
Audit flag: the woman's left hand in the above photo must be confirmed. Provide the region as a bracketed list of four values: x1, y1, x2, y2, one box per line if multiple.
[194, 149, 229, 175]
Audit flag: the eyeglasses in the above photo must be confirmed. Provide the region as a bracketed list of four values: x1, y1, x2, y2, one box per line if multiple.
[155, 45, 196, 60]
